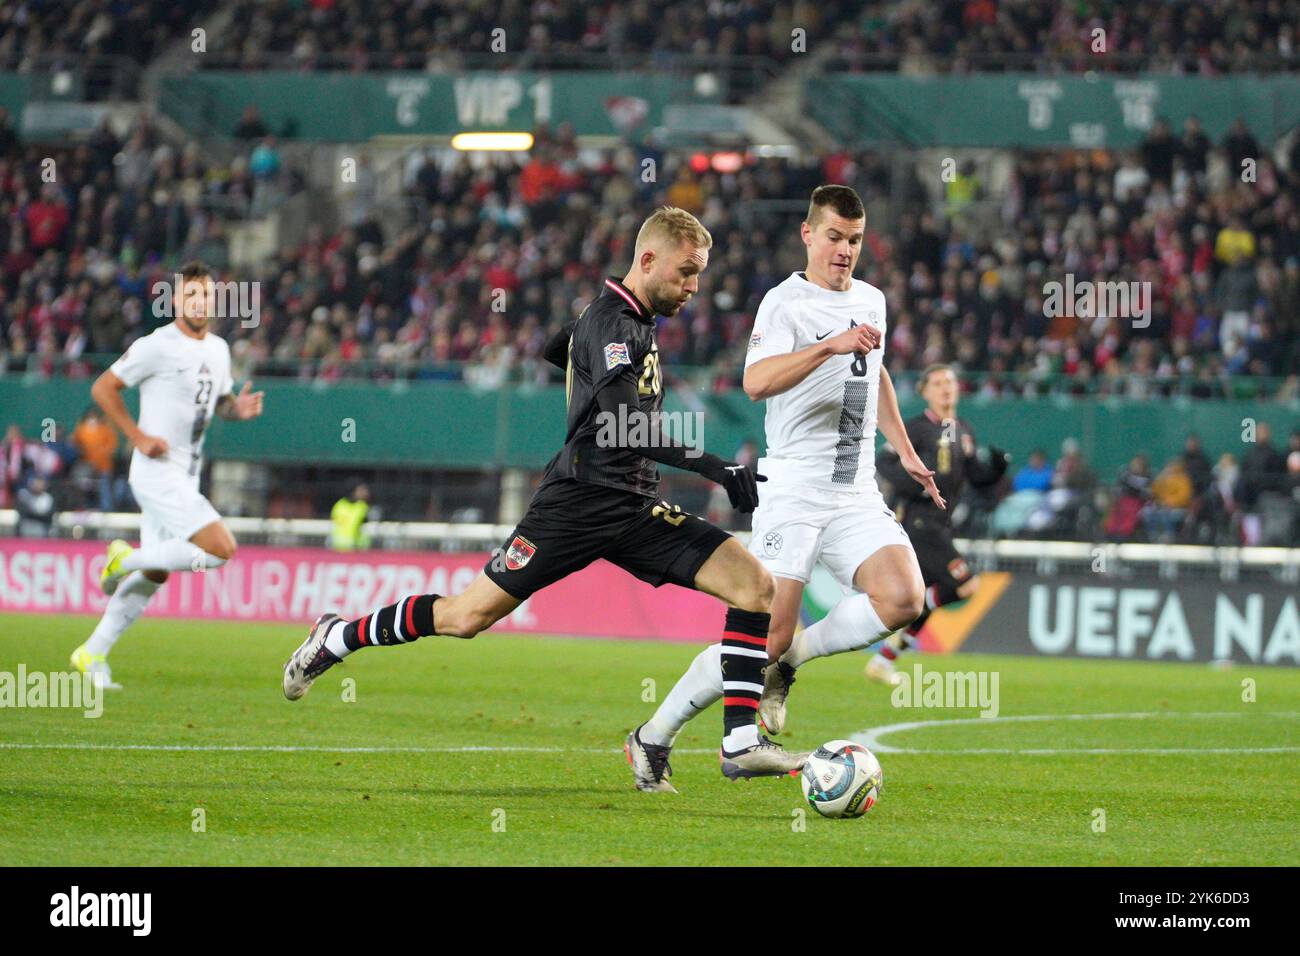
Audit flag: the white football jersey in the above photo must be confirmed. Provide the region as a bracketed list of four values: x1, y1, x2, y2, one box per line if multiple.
[745, 271, 887, 492]
[110, 323, 233, 484]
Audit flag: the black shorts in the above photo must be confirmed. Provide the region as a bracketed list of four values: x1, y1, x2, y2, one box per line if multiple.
[902, 511, 972, 591]
[485, 478, 732, 601]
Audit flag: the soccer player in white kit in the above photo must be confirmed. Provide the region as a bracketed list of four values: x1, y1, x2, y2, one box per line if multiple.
[633, 186, 944, 764]
[70, 261, 264, 689]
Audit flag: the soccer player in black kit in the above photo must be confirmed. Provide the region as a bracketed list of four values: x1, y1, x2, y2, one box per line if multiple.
[282, 207, 808, 789]
[869, 364, 1009, 685]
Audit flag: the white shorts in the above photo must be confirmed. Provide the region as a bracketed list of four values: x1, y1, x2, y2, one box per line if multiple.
[131, 473, 222, 549]
[748, 482, 913, 590]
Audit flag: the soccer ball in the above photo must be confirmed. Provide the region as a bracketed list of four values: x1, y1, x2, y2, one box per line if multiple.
[800, 740, 883, 819]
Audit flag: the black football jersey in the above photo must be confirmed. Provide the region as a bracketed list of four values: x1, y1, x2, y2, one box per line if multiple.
[881, 411, 999, 523]
[539, 277, 663, 498]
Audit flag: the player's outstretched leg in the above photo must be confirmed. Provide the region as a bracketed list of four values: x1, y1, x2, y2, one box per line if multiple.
[72, 569, 166, 690]
[283, 574, 520, 700]
[282, 595, 437, 701]
[282, 612, 344, 700]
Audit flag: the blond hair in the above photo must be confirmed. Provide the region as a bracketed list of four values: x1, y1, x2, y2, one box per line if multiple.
[634, 206, 712, 258]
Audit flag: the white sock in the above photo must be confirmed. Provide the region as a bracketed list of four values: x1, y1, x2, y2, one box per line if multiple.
[781, 592, 891, 668]
[323, 619, 352, 660]
[121, 539, 226, 573]
[722, 723, 760, 752]
[85, 572, 161, 656]
[641, 644, 723, 747]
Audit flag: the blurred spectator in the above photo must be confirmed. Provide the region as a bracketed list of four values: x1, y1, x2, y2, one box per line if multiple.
[1105, 454, 1153, 539]
[1238, 422, 1289, 544]
[1148, 458, 1193, 540]
[1208, 452, 1241, 540]
[1, 424, 25, 508]
[1215, 215, 1256, 267]
[1181, 434, 1213, 495]
[1287, 452, 1300, 541]
[1179, 116, 1211, 177]
[1012, 449, 1053, 492]
[15, 476, 55, 538]
[71, 407, 120, 511]
[330, 482, 371, 551]
[234, 105, 271, 140]
[1040, 437, 1098, 536]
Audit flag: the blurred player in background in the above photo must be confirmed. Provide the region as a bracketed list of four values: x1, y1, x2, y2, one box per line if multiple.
[639, 185, 944, 746]
[70, 261, 264, 689]
[284, 207, 808, 789]
[868, 364, 1009, 685]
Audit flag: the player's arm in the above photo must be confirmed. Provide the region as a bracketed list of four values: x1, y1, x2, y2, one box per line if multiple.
[90, 368, 168, 459]
[216, 381, 264, 421]
[964, 425, 1010, 488]
[542, 322, 574, 370]
[743, 324, 879, 401]
[593, 377, 764, 512]
[877, 367, 945, 509]
[879, 419, 930, 500]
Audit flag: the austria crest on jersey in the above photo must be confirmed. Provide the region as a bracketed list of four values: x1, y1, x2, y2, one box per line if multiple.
[505, 535, 536, 570]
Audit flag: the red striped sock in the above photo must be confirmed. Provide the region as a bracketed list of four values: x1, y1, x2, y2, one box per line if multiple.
[720, 607, 770, 735]
[342, 594, 438, 650]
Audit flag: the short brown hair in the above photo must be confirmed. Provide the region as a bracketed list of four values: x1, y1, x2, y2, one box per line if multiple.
[180, 260, 212, 281]
[919, 363, 955, 391]
[634, 206, 712, 257]
[806, 185, 865, 228]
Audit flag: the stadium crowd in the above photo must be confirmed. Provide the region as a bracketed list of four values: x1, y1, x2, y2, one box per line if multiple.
[2, 113, 1297, 395]
[926, 426, 1300, 547]
[0, 0, 222, 70]
[832, 0, 1299, 73]
[12, 0, 1284, 78]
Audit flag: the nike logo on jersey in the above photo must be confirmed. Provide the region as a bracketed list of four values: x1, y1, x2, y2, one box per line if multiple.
[815, 330, 831, 340]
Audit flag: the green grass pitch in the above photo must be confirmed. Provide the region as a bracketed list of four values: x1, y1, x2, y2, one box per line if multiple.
[2, 612, 1297, 866]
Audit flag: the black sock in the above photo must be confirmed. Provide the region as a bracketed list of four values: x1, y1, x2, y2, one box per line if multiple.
[341, 594, 438, 650]
[904, 605, 932, 638]
[721, 607, 770, 736]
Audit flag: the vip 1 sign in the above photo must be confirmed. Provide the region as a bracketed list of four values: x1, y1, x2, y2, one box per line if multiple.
[963, 573, 1300, 665]
[0, 538, 724, 643]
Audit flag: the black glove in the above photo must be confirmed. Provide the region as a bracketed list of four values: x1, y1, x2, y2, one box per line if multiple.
[699, 455, 767, 513]
[988, 445, 1011, 475]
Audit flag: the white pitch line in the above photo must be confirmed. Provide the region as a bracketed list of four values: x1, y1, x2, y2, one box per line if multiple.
[4, 712, 1296, 758]
[0, 742, 718, 755]
[853, 711, 1300, 755]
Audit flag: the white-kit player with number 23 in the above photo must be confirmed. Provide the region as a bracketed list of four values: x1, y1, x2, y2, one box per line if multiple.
[70, 261, 265, 689]
[639, 186, 945, 752]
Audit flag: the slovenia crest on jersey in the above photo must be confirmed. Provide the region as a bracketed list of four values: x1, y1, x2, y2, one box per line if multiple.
[749, 332, 763, 350]
[505, 535, 536, 570]
[604, 342, 631, 370]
